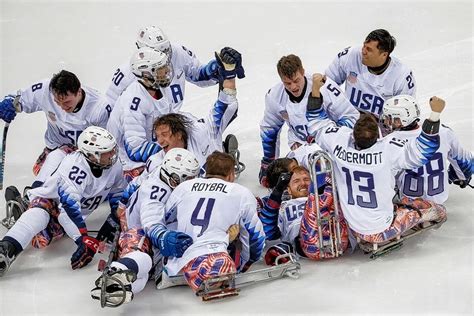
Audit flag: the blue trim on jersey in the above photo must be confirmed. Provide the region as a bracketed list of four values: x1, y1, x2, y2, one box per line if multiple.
[416, 132, 440, 165]
[120, 182, 139, 205]
[258, 196, 282, 241]
[212, 100, 228, 132]
[107, 192, 121, 213]
[58, 185, 85, 230]
[306, 107, 329, 121]
[147, 223, 167, 248]
[197, 60, 218, 81]
[261, 125, 283, 159]
[243, 222, 265, 265]
[124, 140, 162, 163]
[455, 157, 473, 178]
[337, 118, 355, 128]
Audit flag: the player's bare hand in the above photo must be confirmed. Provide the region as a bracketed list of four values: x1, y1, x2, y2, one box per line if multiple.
[312, 73, 326, 96]
[429, 96, 445, 113]
[227, 224, 240, 242]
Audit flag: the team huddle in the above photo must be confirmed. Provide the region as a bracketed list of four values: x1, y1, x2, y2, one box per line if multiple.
[0, 26, 471, 305]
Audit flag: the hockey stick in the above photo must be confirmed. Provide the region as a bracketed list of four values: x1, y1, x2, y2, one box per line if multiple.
[0, 123, 10, 191]
[0, 95, 22, 191]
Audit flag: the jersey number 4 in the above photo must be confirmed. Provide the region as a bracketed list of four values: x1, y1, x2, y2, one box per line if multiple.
[191, 198, 215, 237]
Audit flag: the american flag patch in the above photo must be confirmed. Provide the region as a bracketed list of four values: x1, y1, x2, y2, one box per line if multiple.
[347, 71, 358, 84]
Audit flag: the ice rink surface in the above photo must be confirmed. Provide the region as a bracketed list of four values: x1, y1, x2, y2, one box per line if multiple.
[0, 0, 472, 315]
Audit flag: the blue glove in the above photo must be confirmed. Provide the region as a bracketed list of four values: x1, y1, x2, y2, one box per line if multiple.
[71, 235, 99, 270]
[0, 96, 17, 123]
[214, 47, 243, 81]
[157, 230, 193, 258]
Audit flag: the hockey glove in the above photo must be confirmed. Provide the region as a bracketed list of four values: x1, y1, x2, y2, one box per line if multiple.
[0, 96, 17, 123]
[259, 157, 273, 188]
[157, 230, 193, 258]
[96, 213, 120, 243]
[270, 172, 292, 203]
[264, 242, 294, 266]
[71, 235, 99, 270]
[448, 164, 472, 189]
[215, 47, 242, 81]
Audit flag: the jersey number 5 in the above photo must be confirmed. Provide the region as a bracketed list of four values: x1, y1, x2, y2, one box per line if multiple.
[191, 198, 215, 237]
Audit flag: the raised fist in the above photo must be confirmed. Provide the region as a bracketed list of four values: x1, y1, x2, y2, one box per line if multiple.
[429, 96, 445, 113]
[311, 73, 326, 96]
[215, 47, 244, 81]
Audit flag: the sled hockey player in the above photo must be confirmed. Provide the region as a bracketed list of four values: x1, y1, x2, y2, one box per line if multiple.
[260, 160, 350, 264]
[308, 93, 447, 250]
[259, 56, 359, 187]
[107, 46, 244, 182]
[0, 126, 125, 276]
[0, 70, 112, 228]
[91, 148, 200, 307]
[380, 95, 473, 204]
[161, 151, 265, 295]
[105, 25, 220, 108]
[325, 29, 416, 116]
[138, 51, 246, 178]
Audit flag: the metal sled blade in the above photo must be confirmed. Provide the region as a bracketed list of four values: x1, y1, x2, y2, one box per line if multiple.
[359, 218, 447, 259]
[156, 269, 188, 290]
[197, 254, 301, 301]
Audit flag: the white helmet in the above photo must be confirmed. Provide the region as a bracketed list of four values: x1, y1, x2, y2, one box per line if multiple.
[136, 26, 172, 57]
[78, 126, 118, 169]
[160, 148, 200, 188]
[130, 47, 174, 88]
[381, 95, 421, 133]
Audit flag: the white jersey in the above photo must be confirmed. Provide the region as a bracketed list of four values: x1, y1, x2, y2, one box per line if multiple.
[107, 81, 172, 171]
[314, 124, 439, 235]
[392, 125, 473, 204]
[28, 151, 125, 239]
[125, 167, 172, 232]
[287, 143, 323, 170]
[164, 178, 265, 276]
[18, 79, 111, 149]
[278, 197, 307, 243]
[260, 75, 359, 159]
[105, 43, 217, 108]
[325, 45, 416, 116]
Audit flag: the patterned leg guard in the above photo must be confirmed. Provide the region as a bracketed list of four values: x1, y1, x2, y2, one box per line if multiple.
[183, 252, 236, 293]
[123, 166, 145, 183]
[29, 198, 64, 249]
[299, 185, 349, 260]
[117, 228, 151, 258]
[353, 196, 446, 244]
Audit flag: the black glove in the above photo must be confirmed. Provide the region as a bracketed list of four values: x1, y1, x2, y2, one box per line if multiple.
[448, 164, 472, 189]
[269, 172, 292, 203]
[215, 47, 243, 81]
[259, 157, 273, 188]
[71, 235, 99, 270]
[96, 213, 120, 243]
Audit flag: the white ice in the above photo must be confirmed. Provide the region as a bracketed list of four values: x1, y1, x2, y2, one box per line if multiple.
[0, 0, 472, 315]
